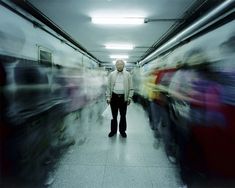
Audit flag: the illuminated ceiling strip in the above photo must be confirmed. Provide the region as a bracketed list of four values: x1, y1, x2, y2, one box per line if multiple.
[110, 55, 129, 59]
[92, 17, 145, 25]
[105, 44, 134, 50]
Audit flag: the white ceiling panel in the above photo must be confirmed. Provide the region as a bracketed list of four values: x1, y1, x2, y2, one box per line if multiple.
[28, 0, 198, 65]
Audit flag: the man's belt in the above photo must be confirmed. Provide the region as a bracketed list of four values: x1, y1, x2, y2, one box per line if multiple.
[113, 92, 124, 97]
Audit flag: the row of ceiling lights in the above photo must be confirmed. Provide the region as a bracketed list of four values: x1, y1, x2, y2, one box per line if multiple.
[91, 17, 145, 63]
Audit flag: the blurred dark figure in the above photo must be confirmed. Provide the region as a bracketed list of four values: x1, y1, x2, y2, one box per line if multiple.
[0, 60, 7, 185]
[169, 46, 235, 186]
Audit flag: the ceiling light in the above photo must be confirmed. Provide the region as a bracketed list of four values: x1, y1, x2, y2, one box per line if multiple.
[110, 55, 129, 59]
[112, 60, 127, 64]
[91, 17, 145, 25]
[105, 44, 134, 50]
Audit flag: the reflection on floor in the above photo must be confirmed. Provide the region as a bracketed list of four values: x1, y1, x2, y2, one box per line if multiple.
[49, 103, 182, 188]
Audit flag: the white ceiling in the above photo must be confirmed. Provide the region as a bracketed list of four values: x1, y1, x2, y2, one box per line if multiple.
[28, 0, 199, 67]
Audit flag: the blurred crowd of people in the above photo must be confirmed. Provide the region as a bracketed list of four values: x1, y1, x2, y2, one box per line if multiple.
[132, 33, 235, 184]
[0, 56, 107, 185]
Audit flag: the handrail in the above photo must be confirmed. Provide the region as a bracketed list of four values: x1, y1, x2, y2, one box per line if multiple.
[139, 0, 235, 66]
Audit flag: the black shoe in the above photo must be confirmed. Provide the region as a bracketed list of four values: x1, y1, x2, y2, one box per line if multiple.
[108, 132, 116, 137]
[120, 132, 127, 138]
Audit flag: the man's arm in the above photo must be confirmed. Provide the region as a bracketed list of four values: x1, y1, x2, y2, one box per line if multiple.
[106, 73, 112, 104]
[128, 74, 134, 105]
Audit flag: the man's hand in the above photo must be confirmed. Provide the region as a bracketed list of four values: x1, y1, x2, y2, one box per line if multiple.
[127, 99, 131, 105]
[107, 99, 110, 104]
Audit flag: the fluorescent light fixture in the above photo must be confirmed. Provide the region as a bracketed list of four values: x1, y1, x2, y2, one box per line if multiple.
[91, 17, 144, 25]
[110, 55, 129, 59]
[112, 60, 127, 64]
[105, 44, 134, 50]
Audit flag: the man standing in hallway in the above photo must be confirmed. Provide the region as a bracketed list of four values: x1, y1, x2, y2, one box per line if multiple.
[106, 60, 134, 137]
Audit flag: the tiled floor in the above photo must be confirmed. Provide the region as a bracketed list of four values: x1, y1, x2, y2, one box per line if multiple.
[49, 103, 182, 188]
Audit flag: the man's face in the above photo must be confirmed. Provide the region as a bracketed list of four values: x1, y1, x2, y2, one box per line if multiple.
[116, 60, 125, 72]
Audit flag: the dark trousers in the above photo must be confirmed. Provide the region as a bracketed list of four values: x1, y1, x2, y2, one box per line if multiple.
[110, 92, 127, 133]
